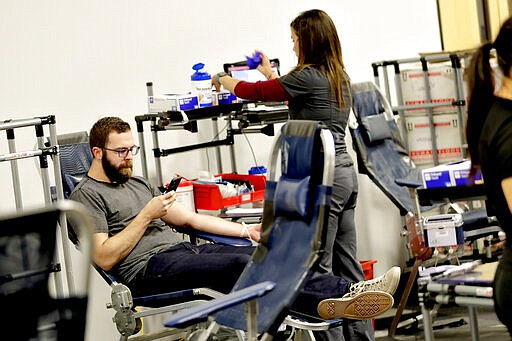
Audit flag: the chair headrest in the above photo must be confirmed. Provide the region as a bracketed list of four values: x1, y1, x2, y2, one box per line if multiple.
[273, 176, 310, 218]
[351, 82, 393, 144]
[352, 89, 385, 118]
[280, 120, 322, 179]
[360, 114, 393, 144]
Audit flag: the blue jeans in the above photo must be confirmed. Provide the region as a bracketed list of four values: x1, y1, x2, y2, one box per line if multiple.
[130, 242, 351, 317]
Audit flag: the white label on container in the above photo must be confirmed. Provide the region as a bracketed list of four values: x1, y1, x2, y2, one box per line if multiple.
[191, 79, 213, 107]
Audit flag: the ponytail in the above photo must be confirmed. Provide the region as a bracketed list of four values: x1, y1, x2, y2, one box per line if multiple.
[466, 16, 512, 171]
[466, 42, 494, 169]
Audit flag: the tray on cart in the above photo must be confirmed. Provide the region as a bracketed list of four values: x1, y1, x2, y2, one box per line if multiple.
[193, 173, 266, 210]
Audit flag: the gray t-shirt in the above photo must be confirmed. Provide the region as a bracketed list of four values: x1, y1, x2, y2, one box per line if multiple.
[278, 67, 352, 166]
[70, 175, 182, 283]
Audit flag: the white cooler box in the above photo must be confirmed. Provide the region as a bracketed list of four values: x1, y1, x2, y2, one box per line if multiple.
[423, 213, 464, 247]
[404, 110, 463, 165]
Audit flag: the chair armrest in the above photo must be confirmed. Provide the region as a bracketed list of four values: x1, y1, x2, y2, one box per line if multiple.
[133, 288, 201, 307]
[164, 281, 275, 328]
[284, 311, 344, 331]
[395, 173, 422, 189]
[195, 232, 253, 246]
[417, 184, 487, 206]
[174, 226, 253, 247]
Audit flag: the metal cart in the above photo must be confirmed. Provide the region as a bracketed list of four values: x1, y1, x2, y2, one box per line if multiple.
[137, 82, 288, 188]
[0, 115, 75, 296]
[372, 52, 471, 166]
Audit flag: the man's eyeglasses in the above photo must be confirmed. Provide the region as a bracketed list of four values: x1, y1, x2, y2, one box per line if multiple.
[102, 145, 140, 158]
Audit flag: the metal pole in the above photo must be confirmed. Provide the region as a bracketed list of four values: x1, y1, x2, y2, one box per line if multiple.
[151, 120, 164, 187]
[6, 129, 23, 209]
[421, 57, 439, 165]
[0, 117, 46, 130]
[35, 124, 52, 204]
[211, 118, 224, 173]
[372, 63, 381, 89]
[382, 65, 392, 104]
[143, 82, 154, 181]
[420, 299, 435, 341]
[393, 62, 410, 152]
[49, 119, 76, 296]
[451, 54, 468, 158]
[468, 306, 479, 341]
[245, 300, 259, 341]
[227, 119, 237, 173]
[136, 120, 149, 179]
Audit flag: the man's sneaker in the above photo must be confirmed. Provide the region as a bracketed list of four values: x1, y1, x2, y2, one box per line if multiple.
[317, 291, 394, 320]
[343, 266, 401, 298]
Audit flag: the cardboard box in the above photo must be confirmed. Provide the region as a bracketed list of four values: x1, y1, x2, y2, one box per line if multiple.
[421, 160, 484, 188]
[213, 91, 238, 105]
[450, 160, 484, 186]
[400, 64, 467, 111]
[423, 214, 464, 247]
[422, 163, 453, 188]
[405, 110, 463, 165]
[148, 94, 199, 113]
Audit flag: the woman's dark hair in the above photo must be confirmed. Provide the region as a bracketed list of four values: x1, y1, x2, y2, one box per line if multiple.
[290, 9, 348, 108]
[89, 116, 131, 152]
[466, 17, 512, 169]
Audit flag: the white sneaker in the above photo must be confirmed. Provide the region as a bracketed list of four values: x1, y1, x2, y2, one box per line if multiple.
[343, 266, 401, 298]
[317, 291, 394, 320]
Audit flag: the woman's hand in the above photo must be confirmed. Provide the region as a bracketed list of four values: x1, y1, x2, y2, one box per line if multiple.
[256, 50, 276, 80]
[212, 72, 222, 92]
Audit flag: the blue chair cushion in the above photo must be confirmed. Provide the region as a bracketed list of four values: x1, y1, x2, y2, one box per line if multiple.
[361, 114, 393, 144]
[280, 122, 319, 179]
[352, 86, 385, 119]
[273, 176, 310, 218]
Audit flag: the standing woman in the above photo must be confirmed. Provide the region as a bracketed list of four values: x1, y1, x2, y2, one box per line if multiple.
[214, 9, 375, 340]
[466, 17, 512, 336]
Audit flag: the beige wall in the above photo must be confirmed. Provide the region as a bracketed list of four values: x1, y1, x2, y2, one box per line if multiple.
[438, 0, 511, 51]
[487, 0, 512, 40]
[438, 0, 482, 51]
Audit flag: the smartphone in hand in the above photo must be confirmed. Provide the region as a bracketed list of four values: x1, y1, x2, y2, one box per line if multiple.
[164, 176, 182, 194]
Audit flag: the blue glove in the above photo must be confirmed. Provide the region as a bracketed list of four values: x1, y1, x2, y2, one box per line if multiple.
[246, 52, 262, 69]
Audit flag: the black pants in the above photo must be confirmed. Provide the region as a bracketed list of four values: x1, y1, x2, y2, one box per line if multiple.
[130, 242, 351, 317]
[494, 245, 512, 336]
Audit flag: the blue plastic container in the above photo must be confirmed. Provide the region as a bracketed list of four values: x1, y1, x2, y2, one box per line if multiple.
[248, 165, 267, 175]
[191, 63, 213, 107]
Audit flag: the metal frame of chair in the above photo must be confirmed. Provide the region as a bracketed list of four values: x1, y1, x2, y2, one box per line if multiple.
[0, 116, 77, 297]
[0, 200, 94, 341]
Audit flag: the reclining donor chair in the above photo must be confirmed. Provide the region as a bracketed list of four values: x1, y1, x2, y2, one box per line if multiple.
[163, 120, 338, 340]
[55, 131, 253, 340]
[0, 200, 94, 341]
[349, 81, 502, 335]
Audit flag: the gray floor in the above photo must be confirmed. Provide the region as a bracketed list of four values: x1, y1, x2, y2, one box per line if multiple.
[374, 306, 510, 341]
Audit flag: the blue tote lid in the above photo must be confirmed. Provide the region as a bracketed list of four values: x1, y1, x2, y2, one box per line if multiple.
[248, 165, 267, 175]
